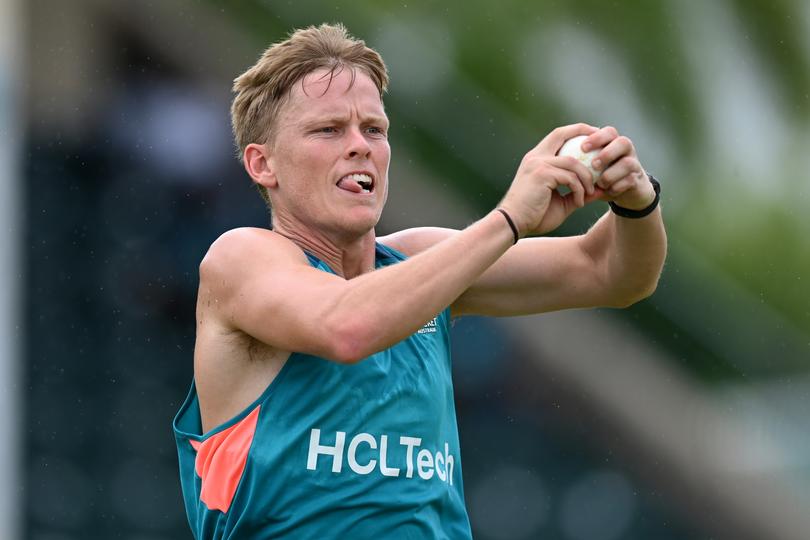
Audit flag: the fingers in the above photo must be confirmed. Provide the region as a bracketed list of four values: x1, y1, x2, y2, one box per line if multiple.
[582, 125, 619, 153]
[592, 135, 635, 177]
[595, 154, 653, 208]
[549, 157, 593, 208]
[549, 155, 596, 196]
[603, 176, 636, 197]
[582, 131, 641, 196]
[536, 123, 599, 154]
[596, 155, 641, 189]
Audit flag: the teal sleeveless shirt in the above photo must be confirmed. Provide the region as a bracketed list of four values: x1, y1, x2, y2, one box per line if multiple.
[173, 243, 473, 539]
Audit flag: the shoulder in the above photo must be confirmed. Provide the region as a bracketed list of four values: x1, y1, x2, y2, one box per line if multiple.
[204, 227, 302, 261]
[378, 227, 459, 257]
[199, 227, 308, 284]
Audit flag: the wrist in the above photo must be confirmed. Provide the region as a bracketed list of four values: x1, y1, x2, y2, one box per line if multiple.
[611, 174, 656, 210]
[494, 199, 530, 238]
[609, 175, 661, 219]
[495, 208, 520, 244]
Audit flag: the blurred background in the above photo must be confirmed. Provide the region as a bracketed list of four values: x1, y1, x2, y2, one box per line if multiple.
[4, 0, 809, 538]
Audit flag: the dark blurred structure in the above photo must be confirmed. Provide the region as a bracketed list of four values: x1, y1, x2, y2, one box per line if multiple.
[24, 2, 265, 538]
[20, 1, 810, 539]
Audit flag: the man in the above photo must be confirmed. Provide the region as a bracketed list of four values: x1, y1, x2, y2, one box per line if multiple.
[173, 23, 666, 539]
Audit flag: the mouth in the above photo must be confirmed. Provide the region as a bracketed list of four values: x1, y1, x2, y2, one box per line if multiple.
[336, 172, 375, 194]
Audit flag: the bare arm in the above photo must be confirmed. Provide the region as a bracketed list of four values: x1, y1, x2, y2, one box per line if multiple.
[200, 211, 515, 364]
[381, 204, 665, 317]
[579, 206, 666, 307]
[382, 126, 667, 317]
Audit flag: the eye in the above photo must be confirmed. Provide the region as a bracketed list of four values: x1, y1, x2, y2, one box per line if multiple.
[318, 126, 338, 133]
[366, 126, 387, 137]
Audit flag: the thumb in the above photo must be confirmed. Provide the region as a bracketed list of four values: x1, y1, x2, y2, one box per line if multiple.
[535, 123, 599, 154]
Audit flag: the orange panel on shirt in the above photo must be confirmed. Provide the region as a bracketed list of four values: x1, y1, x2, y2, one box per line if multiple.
[189, 405, 261, 513]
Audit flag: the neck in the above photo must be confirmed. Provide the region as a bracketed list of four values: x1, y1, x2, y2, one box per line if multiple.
[272, 213, 377, 279]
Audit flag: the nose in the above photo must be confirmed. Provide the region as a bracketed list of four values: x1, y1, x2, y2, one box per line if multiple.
[344, 126, 372, 159]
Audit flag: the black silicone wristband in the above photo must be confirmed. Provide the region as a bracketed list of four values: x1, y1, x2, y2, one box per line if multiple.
[495, 208, 520, 244]
[609, 175, 661, 219]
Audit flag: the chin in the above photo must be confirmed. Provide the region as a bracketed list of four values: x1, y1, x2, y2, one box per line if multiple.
[339, 210, 381, 237]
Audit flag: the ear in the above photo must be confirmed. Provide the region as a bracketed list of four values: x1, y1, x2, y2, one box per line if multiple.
[243, 143, 278, 191]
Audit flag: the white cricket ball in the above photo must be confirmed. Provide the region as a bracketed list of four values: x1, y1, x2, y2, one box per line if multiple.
[557, 135, 600, 180]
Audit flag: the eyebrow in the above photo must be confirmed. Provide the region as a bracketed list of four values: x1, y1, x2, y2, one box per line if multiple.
[301, 114, 389, 128]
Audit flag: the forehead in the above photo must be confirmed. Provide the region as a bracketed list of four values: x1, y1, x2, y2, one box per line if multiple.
[282, 67, 386, 122]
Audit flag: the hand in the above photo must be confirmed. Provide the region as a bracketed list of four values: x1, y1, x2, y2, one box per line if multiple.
[583, 126, 655, 211]
[499, 123, 601, 236]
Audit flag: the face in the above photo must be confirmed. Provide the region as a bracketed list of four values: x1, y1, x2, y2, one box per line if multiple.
[265, 67, 391, 240]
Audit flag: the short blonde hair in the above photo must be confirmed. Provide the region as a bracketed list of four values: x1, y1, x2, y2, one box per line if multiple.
[231, 23, 389, 206]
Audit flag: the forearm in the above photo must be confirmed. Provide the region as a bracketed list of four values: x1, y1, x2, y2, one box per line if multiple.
[583, 206, 667, 307]
[327, 210, 514, 360]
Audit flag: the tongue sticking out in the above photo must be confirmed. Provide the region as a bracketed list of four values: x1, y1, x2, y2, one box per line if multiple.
[337, 177, 364, 193]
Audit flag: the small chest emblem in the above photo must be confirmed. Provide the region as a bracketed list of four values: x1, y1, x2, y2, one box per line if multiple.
[418, 316, 439, 334]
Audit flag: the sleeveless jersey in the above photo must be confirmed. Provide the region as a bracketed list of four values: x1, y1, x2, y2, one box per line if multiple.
[173, 242, 473, 539]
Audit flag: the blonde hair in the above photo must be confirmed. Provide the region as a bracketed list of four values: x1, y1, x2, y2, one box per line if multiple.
[231, 23, 389, 206]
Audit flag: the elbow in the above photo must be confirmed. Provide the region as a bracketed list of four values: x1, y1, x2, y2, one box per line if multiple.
[323, 315, 377, 365]
[609, 277, 660, 308]
[330, 338, 368, 365]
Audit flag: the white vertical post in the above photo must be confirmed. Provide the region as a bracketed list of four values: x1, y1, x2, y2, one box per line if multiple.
[0, 0, 22, 538]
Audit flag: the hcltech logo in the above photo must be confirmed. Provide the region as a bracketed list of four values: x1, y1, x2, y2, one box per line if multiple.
[307, 429, 455, 485]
